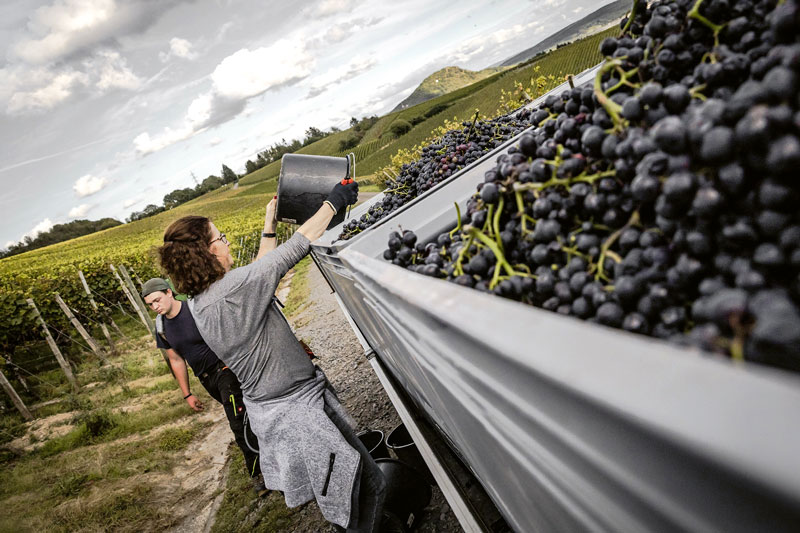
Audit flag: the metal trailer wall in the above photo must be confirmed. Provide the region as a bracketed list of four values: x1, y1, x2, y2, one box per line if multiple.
[309, 66, 800, 531]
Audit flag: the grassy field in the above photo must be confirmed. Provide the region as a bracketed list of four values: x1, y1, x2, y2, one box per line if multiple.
[0, 312, 216, 532]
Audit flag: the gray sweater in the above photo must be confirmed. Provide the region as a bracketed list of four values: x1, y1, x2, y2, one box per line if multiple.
[191, 232, 315, 402]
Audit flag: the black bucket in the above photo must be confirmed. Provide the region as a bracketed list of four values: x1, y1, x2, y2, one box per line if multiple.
[357, 429, 390, 460]
[386, 423, 435, 485]
[375, 458, 432, 531]
[276, 153, 352, 228]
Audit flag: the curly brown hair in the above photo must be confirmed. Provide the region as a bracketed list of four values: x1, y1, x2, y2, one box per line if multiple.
[158, 216, 225, 296]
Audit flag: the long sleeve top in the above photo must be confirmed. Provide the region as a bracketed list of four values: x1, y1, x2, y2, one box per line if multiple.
[190, 232, 315, 402]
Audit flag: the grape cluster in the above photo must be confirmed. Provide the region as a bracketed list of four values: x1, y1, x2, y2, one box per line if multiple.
[337, 111, 533, 240]
[384, 0, 800, 372]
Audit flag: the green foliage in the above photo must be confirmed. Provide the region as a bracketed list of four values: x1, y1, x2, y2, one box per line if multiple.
[53, 472, 90, 498]
[389, 119, 413, 137]
[221, 164, 239, 184]
[127, 204, 166, 223]
[163, 187, 198, 208]
[157, 426, 196, 451]
[424, 102, 451, 118]
[50, 483, 176, 533]
[73, 409, 118, 438]
[338, 132, 363, 151]
[1, 218, 122, 259]
[282, 256, 313, 317]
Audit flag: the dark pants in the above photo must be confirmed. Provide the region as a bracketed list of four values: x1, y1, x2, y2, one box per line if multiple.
[199, 366, 261, 478]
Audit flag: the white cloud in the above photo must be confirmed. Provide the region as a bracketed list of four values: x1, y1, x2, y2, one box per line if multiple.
[305, 0, 359, 18]
[5, 240, 16, 249]
[159, 37, 197, 62]
[90, 50, 141, 91]
[23, 218, 54, 241]
[122, 196, 142, 208]
[134, 38, 314, 155]
[73, 174, 108, 196]
[306, 55, 377, 98]
[68, 203, 92, 217]
[11, 0, 187, 65]
[7, 70, 88, 113]
[211, 42, 313, 100]
[134, 127, 195, 155]
[209, 137, 222, 146]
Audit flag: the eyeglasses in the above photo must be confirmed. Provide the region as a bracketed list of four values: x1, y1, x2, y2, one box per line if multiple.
[209, 233, 228, 246]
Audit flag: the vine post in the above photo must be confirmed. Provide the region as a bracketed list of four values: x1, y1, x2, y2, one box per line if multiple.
[0, 367, 32, 421]
[110, 264, 151, 332]
[26, 298, 79, 393]
[54, 293, 109, 364]
[119, 265, 155, 335]
[78, 270, 120, 349]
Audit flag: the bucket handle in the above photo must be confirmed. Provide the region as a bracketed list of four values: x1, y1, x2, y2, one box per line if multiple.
[347, 152, 356, 181]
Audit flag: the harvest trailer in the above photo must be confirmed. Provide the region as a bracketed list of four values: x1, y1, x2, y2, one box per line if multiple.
[308, 65, 800, 532]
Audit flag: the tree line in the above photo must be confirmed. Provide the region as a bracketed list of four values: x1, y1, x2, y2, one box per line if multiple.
[0, 218, 122, 259]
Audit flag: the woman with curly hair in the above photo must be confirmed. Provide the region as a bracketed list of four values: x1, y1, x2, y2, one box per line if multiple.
[159, 182, 386, 532]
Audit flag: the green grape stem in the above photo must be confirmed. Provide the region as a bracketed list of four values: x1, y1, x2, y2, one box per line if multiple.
[467, 227, 535, 289]
[620, 0, 641, 35]
[689, 0, 725, 38]
[594, 59, 628, 132]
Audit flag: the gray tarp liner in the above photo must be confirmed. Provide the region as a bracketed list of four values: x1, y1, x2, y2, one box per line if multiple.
[309, 65, 800, 531]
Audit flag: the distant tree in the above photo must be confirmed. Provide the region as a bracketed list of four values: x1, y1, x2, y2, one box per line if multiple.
[424, 103, 450, 118]
[0, 218, 122, 258]
[197, 175, 223, 193]
[221, 164, 238, 184]
[303, 126, 326, 145]
[350, 117, 359, 128]
[389, 119, 413, 138]
[164, 187, 199, 208]
[338, 133, 362, 151]
[245, 159, 258, 174]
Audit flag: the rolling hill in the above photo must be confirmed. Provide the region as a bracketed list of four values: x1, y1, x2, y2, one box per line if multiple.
[496, 0, 629, 67]
[392, 65, 507, 111]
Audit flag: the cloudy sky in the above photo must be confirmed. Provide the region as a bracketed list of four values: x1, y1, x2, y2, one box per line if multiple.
[0, 0, 612, 249]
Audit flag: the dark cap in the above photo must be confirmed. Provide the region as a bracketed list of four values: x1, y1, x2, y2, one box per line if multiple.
[141, 278, 171, 298]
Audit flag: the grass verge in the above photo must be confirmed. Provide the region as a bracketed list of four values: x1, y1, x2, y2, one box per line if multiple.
[282, 256, 313, 317]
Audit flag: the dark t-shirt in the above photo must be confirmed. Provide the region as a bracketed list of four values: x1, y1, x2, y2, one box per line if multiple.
[155, 302, 221, 376]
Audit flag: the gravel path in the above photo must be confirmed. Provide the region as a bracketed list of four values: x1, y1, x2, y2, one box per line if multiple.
[288, 262, 462, 533]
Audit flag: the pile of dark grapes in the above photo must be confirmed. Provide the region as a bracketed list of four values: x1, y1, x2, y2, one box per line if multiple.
[384, 0, 800, 373]
[337, 110, 533, 240]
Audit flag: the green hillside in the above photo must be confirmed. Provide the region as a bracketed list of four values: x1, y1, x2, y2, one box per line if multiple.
[392, 65, 508, 111]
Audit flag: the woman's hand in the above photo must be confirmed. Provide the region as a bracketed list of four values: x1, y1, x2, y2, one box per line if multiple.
[265, 196, 278, 230]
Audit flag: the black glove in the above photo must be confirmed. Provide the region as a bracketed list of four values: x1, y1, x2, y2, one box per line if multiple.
[326, 180, 359, 213]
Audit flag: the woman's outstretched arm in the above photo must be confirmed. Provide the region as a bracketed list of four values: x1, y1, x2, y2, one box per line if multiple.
[297, 181, 359, 242]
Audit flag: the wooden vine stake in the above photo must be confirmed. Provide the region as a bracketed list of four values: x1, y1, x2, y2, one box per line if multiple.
[54, 293, 110, 364]
[110, 264, 150, 331]
[26, 298, 79, 393]
[119, 265, 155, 335]
[0, 368, 33, 421]
[77, 270, 120, 349]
